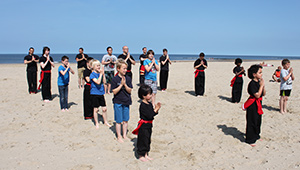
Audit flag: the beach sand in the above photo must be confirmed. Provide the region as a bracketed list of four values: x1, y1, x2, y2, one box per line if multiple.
[0, 60, 299, 169]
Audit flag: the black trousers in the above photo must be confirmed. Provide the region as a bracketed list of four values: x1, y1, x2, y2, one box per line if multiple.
[245, 102, 262, 144]
[27, 71, 37, 93]
[195, 72, 205, 95]
[83, 84, 93, 119]
[41, 73, 51, 100]
[232, 81, 243, 103]
[126, 71, 133, 83]
[140, 75, 145, 85]
[160, 70, 169, 90]
[137, 128, 152, 156]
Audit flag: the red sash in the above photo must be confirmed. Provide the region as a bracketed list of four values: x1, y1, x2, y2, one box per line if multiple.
[127, 70, 131, 72]
[140, 65, 145, 75]
[242, 96, 263, 115]
[132, 119, 153, 135]
[86, 83, 91, 86]
[38, 70, 51, 90]
[230, 74, 243, 87]
[194, 70, 204, 78]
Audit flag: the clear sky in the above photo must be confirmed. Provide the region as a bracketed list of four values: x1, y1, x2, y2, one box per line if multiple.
[0, 0, 299, 56]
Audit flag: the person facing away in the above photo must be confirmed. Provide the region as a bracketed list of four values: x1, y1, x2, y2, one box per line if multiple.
[24, 47, 39, 94]
[159, 48, 172, 91]
[76, 47, 89, 89]
[279, 59, 295, 114]
[139, 47, 148, 85]
[101, 46, 117, 94]
[194, 52, 207, 97]
[117, 46, 136, 82]
[231, 58, 245, 103]
[57, 56, 75, 112]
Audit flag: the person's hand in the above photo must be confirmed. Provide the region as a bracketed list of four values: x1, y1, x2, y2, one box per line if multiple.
[289, 67, 293, 74]
[155, 102, 161, 110]
[121, 76, 126, 85]
[66, 63, 70, 68]
[152, 57, 155, 64]
[259, 78, 265, 87]
[127, 52, 130, 59]
[200, 60, 204, 65]
[100, 67, 104, 75]
[31, 56, 35, 61]
[46, 56, 50, 61]
[167, 54, 169, 59]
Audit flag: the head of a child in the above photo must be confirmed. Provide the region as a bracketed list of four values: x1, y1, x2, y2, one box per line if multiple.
[61, 56, 69, 66]
[147, 50, 155, 60]
[86, 57, 94, 68]
[107, 46, 113, 55]
[138, 84, 153, 101]
[116, 59, 128, 76]
[92, 60, 101, 73]
[248, 64, 263, 80]
[43, 46, 50, 55]
[235, 58, 242, 66]
[163, 48, 168, 56]
[199, 52, 205, 60]
[277, 66, 282, 70]
[281, 59, 290, 70]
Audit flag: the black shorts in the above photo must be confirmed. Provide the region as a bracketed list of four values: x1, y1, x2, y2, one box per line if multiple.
[91, 95, 106, 108]
[280, 90, 291, 97]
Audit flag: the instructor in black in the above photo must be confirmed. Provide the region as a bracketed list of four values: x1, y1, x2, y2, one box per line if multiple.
[118, 46, 136, 82]
[194, 52, 208, 97]
[24, 47, 39, 94]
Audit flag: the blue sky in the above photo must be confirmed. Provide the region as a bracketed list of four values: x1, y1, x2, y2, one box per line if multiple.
[0, 0, 299, 56]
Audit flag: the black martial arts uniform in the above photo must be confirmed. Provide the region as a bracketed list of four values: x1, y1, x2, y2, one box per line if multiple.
[24, 54, 39, 93]
[231, 66, 244, 103]
[83, 68, 93, 119]
[39, 56, 53, 100]
[194, 59, 207, 96]
[159, 55, 170, 90]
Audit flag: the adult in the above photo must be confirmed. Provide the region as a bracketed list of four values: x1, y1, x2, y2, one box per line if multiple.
[102, 46, 117, 94]
[75, 47, 89, 88]
[159, 48, 172, 91]
[24, 47, 39, 94]
[118, 46, 136, 82]
[139, 47, 148, 85]
[194, 52, 208, 96]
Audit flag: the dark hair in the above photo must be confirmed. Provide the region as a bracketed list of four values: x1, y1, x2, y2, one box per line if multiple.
[248, 64, 262, 79]
[281, 59, 290, 66]
[61, 55, 69, 61]
[29, 47, 34, 50]
[147, 50, 155, 57]
[138, 84, 153, 99]
[107, 46, 112, 51]
[163, 48, 168, 52]
[87, 57, 94, 62]
[142, 47, 147, 50]
[235, 58, 243, 65]
[79, 47, 84, 51]
[199, 52, 205, 57]
[42, 46, 50, 55]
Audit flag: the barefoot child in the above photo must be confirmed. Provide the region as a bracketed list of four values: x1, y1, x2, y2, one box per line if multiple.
[111, 59, 133, 143]
[57, 56, 75, 111]
[194, 52, 207, 97]
[90, 60, 111, 129]
[242, 65, 266, 146]
[279, 59, 295, 114]
[132, 84, 161, 162]
[231, 58, 245, 103]
[83, 57, 94, 119]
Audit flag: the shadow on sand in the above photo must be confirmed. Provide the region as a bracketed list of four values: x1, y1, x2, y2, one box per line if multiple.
[217, 124, 245, 142]
[217, 95, 232, 103]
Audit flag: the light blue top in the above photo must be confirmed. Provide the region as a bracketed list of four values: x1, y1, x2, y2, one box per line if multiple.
[90, 71, 105, 95]
[57, 65, 70, 86]
[144, 59, 159, 81]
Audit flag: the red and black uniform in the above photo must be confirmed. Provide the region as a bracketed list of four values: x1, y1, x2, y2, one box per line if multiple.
[139, 54, 147, 85]
[231, 66, 244, 103]
[83, 68, 93, 119]
[39, 56, 53, 100]
[194, 59, 207, 96]
[24, 54, 39, 93]
[118, 54, 135, 82]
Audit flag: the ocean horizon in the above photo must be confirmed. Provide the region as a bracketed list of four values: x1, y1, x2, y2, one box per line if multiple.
[1, 53, 300, 64]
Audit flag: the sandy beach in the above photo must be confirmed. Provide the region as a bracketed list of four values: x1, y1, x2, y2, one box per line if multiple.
[0, 60, 299, 170]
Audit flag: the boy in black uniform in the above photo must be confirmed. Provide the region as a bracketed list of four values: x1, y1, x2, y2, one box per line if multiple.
[139, 47, 147, 85]
[24, 47, 39, 94]
[83, 57, 94, 120]
[118, 46, 136, 82]
[231, 58, 245, 103]
[159, 48, 172, 91]
[194, 52, 207, 96]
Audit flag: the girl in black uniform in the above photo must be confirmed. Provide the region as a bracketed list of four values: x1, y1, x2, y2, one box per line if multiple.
[194, 52, 207, 96]
[83, 57, 94, 119]
[231, 58, 245, 103]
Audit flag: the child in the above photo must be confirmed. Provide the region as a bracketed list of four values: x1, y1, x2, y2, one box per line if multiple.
[272, 66, 282, 82]
[89, 60, 111, 129]
[279, 59, 295, 114]
[242, 64, 266, 147]
[132, 84, 161, 162]
[144, 50, 159, 106]
[194, 52, 208, 97]
[230, 58, 245, 103]
[83, 57, 94, 119]
[111, 59, 133, 143]
[57, 56, 75, 112]
[159, 48, 172, 91]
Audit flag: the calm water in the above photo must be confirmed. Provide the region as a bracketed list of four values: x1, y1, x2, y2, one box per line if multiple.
[1, 53, 299, 64]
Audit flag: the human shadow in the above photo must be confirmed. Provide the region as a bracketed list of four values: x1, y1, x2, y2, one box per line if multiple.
[68, 102, 77, 108]
[217, 95, 232, 103]
[91, 113, 104, 126]
[51, 94, 59, 100]
[109, 122, 117, 137]
[184, 90, 196, 96]
[131, 138, 139, 159]
[217, 124, 245, 142]
[262, 104, 280, 112]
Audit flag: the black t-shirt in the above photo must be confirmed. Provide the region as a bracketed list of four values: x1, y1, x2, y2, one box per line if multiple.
[139, 54, 147, 65]
[118, 54, 135, 71]
[39, 56, 54, 71]
[194, 59, 207, 70]
[160, 55, 170, 71]
[24, 54, 39, 72]
[75, 53, 88, 68]
[247, 80, 263, 97]
[83, 68, 92, 83]
[233, 66, 243, 83]
[139, 102, 158, 128]
[111, 75, 133, 105]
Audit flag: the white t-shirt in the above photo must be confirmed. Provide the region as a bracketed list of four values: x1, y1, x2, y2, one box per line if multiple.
[102, 54, 117, 71]
[280, 69, 292, 90]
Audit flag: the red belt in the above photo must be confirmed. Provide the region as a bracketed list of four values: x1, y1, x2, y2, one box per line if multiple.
[38, 70, 51, 90]
[127, 70, 131, 72]
[194, 70, 204, 78]
[230, 74, 243, 87]
[242, 96, 263, 115]
[86, 83, 91, 86]
[132, 119, 153, 135]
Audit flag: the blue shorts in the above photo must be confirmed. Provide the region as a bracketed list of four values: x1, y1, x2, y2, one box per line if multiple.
[114, 103, 130, 123]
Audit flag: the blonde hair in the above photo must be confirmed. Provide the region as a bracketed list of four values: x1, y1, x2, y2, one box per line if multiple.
[116, 58, 128, 69]
[91, 60, 101, 69]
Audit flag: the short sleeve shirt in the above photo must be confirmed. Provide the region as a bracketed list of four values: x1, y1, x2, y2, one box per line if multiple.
[159, 55, 170, 71]
[39, 56, 54, 71]
[139, 54, 147, 65]
[75, 53, 88, 68]
[111, 75, 133, 105]
[144, 59, 159, 81]
[194, 59, 207, 70]
[280, 69, 292, 90]
[102, 54, 117, 71]
[118, 54, 135, 71]
[24, 54, 39, 72]
[248, 80, 263, 97]
[233, 66, 243, 83]
[89, 72, 105, 95]
[83, 68, 92, 83]
[57, 65, 70, 86]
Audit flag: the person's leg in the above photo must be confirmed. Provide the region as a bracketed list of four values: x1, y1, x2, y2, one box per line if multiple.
[27, 71, 32, 93]
[279, 92, 284, 114]
[101, 107, 111, 127]
[64, 85, 69, 110]
[159, 70, 164, 90]
[144, 128, 153, 160]
[94, 107, 99, 129]
[122, 105, 130, 140]
[107, 83, 111, 94]
[165, 71, 169, 89]
[33, 71, 37, 93]
[137, 128, 148, 162]
[195, 75, 201, 96]
[77, 68, 81, 88]
[58, 86, 64, 110]
[114, 104, 124, 143]
[283, 96, 288, 113]
[122, 121, 128, 140]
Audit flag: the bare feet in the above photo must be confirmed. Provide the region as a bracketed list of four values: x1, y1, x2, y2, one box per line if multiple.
[139, 156, 148, 162]
[123, 136, 128, 141]
[104, 122, 112, 127]
[250, 143, 256, 147]
[258, 138, 263, 141]
[44, 99, 50, 103]
[145, 154, 153, 161]
[117, 137, 124, 143]
[95, 124, 99, 129]
[61, 109, 65, 112]
[65, 109, 69, 112]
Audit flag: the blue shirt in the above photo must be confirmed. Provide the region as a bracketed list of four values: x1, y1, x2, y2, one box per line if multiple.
[90, 72, 105, 95]
[57, 65, 70, 86]
[111, 75, 133, 105]
[144, 59, 159, 81]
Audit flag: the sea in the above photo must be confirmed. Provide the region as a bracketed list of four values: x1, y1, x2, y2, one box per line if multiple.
[1, 53, 300, 64]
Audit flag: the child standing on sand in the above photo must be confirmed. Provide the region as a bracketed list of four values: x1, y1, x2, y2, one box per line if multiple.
[132, 84, 161, 162]
[90, 60, 111, 129]
[242, 64, 266, 147]
[194, 52, 208, 97]
[83, 57, 94, 119]
[279, 59, 295, 114]
[231, 58, 245, 103]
